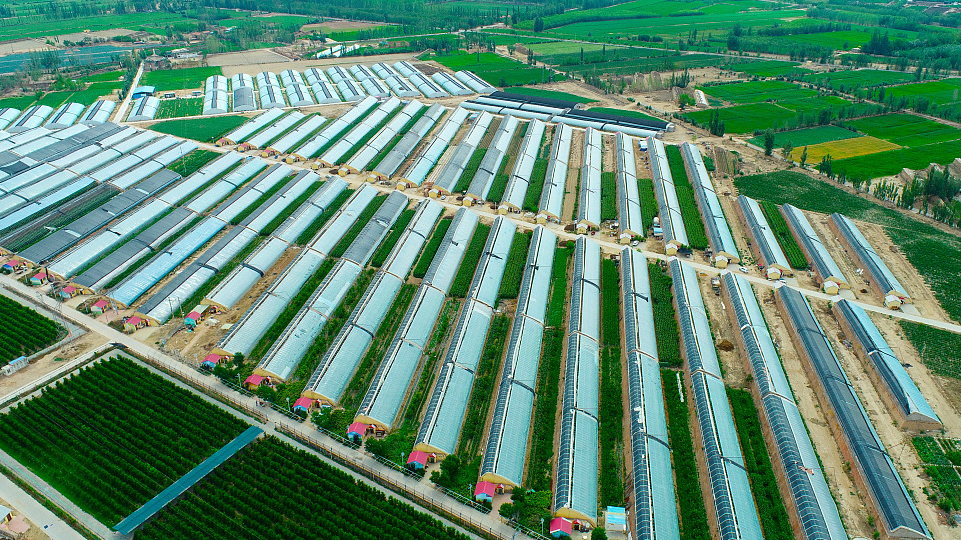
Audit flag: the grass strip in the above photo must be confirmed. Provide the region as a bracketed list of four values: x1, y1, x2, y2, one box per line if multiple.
[662, 369, 711, 540]
[412, 217, 452, 279]
[449, 223, 491, 298]
[329, 195, 386, 258]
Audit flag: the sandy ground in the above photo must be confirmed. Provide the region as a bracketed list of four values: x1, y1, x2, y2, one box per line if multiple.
[0, 332, 106, 397]
[53, 28, 133, 43]
[0, 39, 54, 56]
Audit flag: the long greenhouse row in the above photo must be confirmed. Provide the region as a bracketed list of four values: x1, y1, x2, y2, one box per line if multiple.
[722, 273, 847, 540]
[414, 216, 516, 455]
[186, 63, 492, 116]
[553, 237, 601, 524]
[671, 258, 764, 540]
[479, 226, 557, 487]
[0, 101, 115, 133]
[776, 286, 930, 540]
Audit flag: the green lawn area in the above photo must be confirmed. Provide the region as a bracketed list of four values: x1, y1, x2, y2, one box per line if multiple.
[140, 66, 224, 91]
[589, 106, 660, 121]
[429, 51, 557, 87]
[847, 113, 961, 147]
[506, 87, 597, 103]
[723, 60, 811, 77]
[32, 85, 118, 109]
[747, 125, 861, 148]
[148, 115, 248, 143]
[887, 78, 961, 106]
[785, 29, 874, 50]
[735, 170, 961, 322]
[81, 70, 125, 83]
[700, 80, 815, 104]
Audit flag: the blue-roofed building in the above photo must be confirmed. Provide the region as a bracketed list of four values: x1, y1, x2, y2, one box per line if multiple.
[131, 86, 155, 99]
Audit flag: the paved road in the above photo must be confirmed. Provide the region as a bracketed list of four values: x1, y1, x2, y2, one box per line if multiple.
[112, 62, 144, 124]
[0, 273, 515, 540]
[0, 473, 88, 540]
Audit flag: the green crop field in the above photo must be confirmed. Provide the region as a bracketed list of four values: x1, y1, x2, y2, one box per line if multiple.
[910, 435, 961, 513]
[887, 78, 961, 106]
[785, 29, 875, 49]
[833, 138, 961, 179]
[561, 52, 727, 77]
[847, 114, 961, 147]
[685, 94, 877, 134]
[589, 106, 660, 121]
[701, 80, 816, 104]
[140, 66, 224, 91]
[136, 436, 472, 540]
[724, 60, 810, 77]
[684, 103, 796, 134]
[154, 98, 203, 120]
[506, 87, 598, 103]
[748, 125, 860, 149]
[0, 357, 248, 526]
[0, 296, 63, 365]
[430, 51, 555, 87]
[148, 115, 249, 143]
[801, 69, 915, 92]
[901, 322, 961, 381]
[735, 170, 961, 322]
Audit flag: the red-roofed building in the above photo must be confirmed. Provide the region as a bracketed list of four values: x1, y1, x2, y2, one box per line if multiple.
[347, 421, 371, 443]
[293, 397, 314, 414]
[406, 450, 428, 470]
[1, 259, 24, 274]
[550, 517, 572, 538]
[201, 354, 224, 369]
[58, 286, 77, 300]
[244, 374, 267, 390]
[29, 272, 47, 285]
[123, 316, 146, 333]
[474, 481, 494, 503]
[90, 299, 109, 314]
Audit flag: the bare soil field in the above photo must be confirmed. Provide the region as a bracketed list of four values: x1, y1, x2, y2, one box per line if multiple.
[0, 39, 54, 56]
[214, 51, 420, 76]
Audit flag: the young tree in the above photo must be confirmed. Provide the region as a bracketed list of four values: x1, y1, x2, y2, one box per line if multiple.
[533, 17, 544, 32]
[799, 146, 808, 168]
[781, 141, 794, 161]
[763, 130, 775, 156]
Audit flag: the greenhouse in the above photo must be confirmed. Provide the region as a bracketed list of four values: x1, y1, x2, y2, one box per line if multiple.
[428, 111, 493, 196]
[254, 192, 407, 382]
[499, 119, 545, 213]
[683, 142, 738, 267]
[723, 273, 847, 540]
[648, 137, 687, 255]
[777, 286, 929, 540]
[356, 209, 479, 431]
[216, 186, 379, 357]
[780, 204, 847, 290]
[371, 103, 446, 180]
[672, 259, 763, 540]
[829, 212, 909, 307]
[320, 98, 401, 167]
[614, 132, 643, 240]
[397, 107, 469, 187]
[554, 237, 600, 526]
[621, 249, 679, 540]
[536, 123, 572, 222]
[465, 114, 519, 205]
[576, 127, 602, 231]
[737, 195, 791, 279]
[479, 226, 556, 487]
[288, 97, 378, 162]
[414, 216, 516, 455]
[345, 100, 424, 174]
[301, 200, 442, 405]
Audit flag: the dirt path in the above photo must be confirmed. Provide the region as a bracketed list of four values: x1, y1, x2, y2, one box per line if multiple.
[562, 129, 583, 221]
